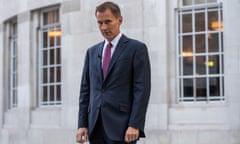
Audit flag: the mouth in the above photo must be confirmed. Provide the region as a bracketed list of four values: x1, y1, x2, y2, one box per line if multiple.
[103, 31, 111, 36]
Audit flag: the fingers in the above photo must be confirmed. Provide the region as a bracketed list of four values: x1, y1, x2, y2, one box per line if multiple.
[124, 127, 139, 143]
[76, 133, 88, 143]
[76, 128, 88, 143]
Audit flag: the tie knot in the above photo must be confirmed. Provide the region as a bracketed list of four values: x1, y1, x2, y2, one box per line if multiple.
[107, 42, 112, 48]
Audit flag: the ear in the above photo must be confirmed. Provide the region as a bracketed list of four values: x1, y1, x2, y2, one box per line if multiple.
[118, 16, 123, 24]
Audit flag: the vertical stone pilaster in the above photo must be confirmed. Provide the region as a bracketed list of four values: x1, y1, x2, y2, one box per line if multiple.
[17, 11, 31, 129]
[61, 0, 81, 129]
[142, 0, 169, 130]
[224, 0, 240, 130]
[0, 23, 4, 129]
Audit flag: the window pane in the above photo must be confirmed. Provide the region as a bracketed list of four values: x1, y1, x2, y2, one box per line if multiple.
[182, 14, 192, 33]
[208, 33, 219, 52]
[43, 12, 48, 25]
[183, 0, 217, 6]
[179, 79, 182, 98]
[56, 67, 61, 82]
[43, 68, 48, 83]
[183, 0, 192, 5]
[14, 75, 17, 89]
[196, 78, 206, 98]
[56, 85, 61, 101]
[50, 67, 55, 83]
[13, 43, 17, 54]
[56, 29, 61, 46]
[50, 49, 55, 65]
[196, 34, 206, 53]
[208, 55, 219, 74]
[12, 23, 17, 34]
[179, 58, 182, 75]
[183, 57, 193, 75]
[194, 0, 205, 5]
[178, 14, 181, 33]
[49, 11, 55, 25]
[12, 57, 16, 71]
[43, 86, 48, 102]
[12, 74, 16, 87]
[209, 77, 220, 96]
[183, 35, 192, 52]
[222, 77, 224, 96]
[13, 90, 17, 104]
[50, 34, 55, 47]
[55, 10, 59, 23]
[183, 79, 193, 97]
[220, 11, 224, 30]
[50, 86, 55, 101]
[56, 48, 61, 64]
[207, 0, 217, 3]
[43, 31, 48, 48]
[43, 50, 48, 65]
[195, 12, 205, 32]
[221, 55, 224, 73]
[208, 11, 218, 31]
[196, 56, 206, 75]
[220, 33, 223, 52]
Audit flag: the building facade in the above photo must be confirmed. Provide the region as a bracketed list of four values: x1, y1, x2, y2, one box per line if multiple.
[0, 0, 240, 144]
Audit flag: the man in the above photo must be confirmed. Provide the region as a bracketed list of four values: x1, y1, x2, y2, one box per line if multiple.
[76, 1, 151, 144]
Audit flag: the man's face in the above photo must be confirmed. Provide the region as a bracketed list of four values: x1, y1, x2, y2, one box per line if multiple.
[96, 9, 122, 41]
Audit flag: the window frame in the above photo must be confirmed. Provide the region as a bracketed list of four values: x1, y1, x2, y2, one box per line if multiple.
[38, 6, 62, 106]
[8, 20, 18, 109]
[176, 2, 224, 103]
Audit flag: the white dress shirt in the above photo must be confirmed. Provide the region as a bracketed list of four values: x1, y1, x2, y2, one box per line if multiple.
[102, 33, 122, 65]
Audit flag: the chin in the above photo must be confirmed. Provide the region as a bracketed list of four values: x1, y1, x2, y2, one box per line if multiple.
[105, 37, 113, 41]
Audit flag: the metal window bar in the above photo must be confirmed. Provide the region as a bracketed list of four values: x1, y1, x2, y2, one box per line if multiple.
[177, 2, 224, 102]
[205, 6, 210, 102]
[9, 22, 18, 108]
[39, 7, 62, 106]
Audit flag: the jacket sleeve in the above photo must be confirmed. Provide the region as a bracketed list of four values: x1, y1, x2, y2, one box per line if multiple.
[78, 50, 90, 128]
[128, 43, 151, 137]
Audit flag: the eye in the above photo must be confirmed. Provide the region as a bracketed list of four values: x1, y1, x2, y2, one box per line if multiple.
[104, 20, 112, 24]
[98, 21, 103, 25]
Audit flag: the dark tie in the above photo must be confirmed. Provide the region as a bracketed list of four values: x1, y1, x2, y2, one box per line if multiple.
[102, 42, 112, 78]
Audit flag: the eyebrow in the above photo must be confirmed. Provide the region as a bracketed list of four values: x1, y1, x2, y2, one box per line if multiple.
[98, 19, 112, 24]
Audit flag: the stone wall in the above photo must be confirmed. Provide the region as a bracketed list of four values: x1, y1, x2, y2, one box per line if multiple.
[0, 0, 240, 144]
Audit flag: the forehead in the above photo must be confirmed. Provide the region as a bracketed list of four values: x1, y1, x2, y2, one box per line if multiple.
[96, 9, 115, 19]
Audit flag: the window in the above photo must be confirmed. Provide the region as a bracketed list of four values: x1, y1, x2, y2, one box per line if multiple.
[177, 2, 224, 102]
[8, 20, 18, 108]
[182, 0, 217, 6]
[39, 7, 62, 106]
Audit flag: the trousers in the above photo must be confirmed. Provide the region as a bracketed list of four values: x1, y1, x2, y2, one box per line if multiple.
[89, 114, 137, 144]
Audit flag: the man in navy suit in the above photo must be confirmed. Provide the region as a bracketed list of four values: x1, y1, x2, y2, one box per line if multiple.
[76, 1, 151, 144]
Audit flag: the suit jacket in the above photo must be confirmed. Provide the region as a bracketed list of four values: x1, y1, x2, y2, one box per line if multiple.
[78, 34, 151, 141]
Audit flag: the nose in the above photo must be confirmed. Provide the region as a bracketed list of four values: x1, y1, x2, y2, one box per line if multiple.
[100, 23, 107, 30]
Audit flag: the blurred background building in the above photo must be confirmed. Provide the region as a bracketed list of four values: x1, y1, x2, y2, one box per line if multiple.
[0, 0, 240, 144]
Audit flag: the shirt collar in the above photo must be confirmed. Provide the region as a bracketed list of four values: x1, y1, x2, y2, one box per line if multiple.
[104, 33, 122, 47]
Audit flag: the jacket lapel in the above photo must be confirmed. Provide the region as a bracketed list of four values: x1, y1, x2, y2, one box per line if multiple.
[97, 42, 104, 83]
[104, 35, 129, 81]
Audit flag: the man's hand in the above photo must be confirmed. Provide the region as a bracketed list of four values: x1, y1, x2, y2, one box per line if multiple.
[124, 126, 139, 143]
[76, 128, 88, 143]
